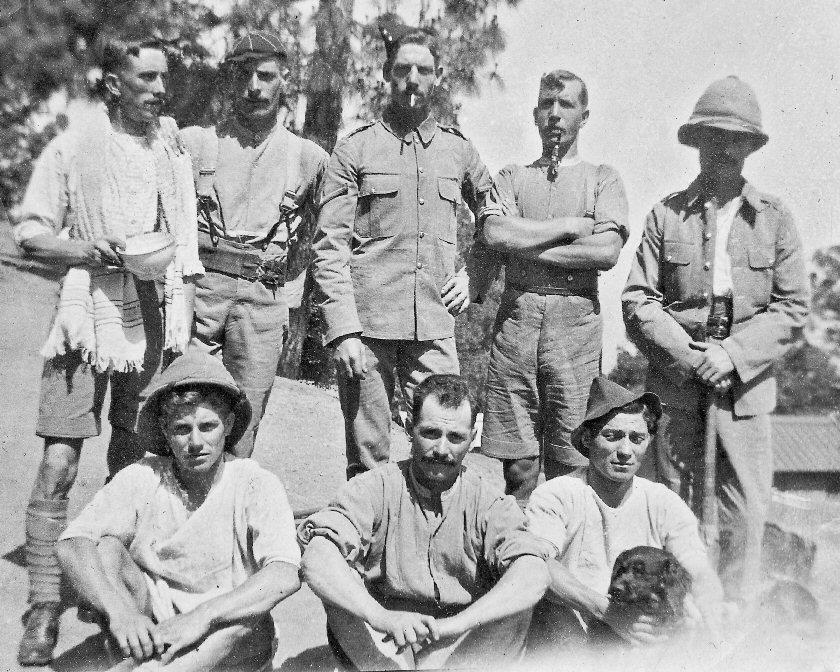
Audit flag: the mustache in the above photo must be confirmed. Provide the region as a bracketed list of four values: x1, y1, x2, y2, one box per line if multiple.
[419, 455, 457, 466]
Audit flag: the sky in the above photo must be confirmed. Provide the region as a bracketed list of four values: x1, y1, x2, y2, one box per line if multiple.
[450, 0, 840, 367]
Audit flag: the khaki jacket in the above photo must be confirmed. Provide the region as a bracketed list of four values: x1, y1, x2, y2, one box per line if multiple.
[622, 179, 809, 415]
[312, 112, 491, 344]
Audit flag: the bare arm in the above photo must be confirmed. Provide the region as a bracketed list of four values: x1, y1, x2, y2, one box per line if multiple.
[519, 230, 623, 270]
[481, 212, 594, 253]
[302, 536, 440, 650]
[435, 555, 549, 639]
[155, 561, 301, 664]
[20, 232, 124, 267]
[57, 537, 163, 662]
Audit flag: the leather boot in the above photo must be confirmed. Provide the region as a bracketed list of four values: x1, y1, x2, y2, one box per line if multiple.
[18, 602, 61, 666]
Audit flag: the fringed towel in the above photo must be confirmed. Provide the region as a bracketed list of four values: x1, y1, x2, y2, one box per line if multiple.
[41, 106, 202, 372]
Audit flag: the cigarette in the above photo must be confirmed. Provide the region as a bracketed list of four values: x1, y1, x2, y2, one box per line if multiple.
[409, 94, 416, 107]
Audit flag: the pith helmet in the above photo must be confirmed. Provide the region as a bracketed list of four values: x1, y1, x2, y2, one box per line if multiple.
[139, 351, 252, 455]
[678, 76, 768, 149]
[571, 377, 662, 457]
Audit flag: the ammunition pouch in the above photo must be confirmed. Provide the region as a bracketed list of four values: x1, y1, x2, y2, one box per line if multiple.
[198, 232, 285, 288]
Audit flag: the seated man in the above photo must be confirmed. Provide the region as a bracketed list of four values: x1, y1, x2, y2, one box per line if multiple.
[299, 374, 553, 670]
[57, 352, 301, 671]
[525, 377, 723, 653]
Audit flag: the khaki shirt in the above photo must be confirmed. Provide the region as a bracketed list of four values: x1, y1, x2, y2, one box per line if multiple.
[622, 179, 809, 415]
[312, 111, 492, 344]
[298, 461, 553, 615]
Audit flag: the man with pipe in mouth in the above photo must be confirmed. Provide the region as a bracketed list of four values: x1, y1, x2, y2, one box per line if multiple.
[179, 31, 328, 458]
[311, 23, 492, 479]
[299, 374, 553, 669]
[622, 76, 809, 603]
[476, 70, 629, 505]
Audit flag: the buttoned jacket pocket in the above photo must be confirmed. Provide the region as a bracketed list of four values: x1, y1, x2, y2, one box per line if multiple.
[437, 177, 461, 243]
[661, 240, 696, 304]
[356, 174, 401, 238]
[743, 245, 775, 305]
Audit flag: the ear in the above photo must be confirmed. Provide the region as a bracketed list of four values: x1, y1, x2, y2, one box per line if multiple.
[223, 409, 236, 437]
[104, 72, 122, 98]
[580, 108, 590, 127]
[434, 65, 444, 87]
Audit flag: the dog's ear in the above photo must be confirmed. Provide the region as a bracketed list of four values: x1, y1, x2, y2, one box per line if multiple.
[659, 558, 692, 616]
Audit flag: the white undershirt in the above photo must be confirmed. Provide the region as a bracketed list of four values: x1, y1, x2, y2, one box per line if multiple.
[712, 197, 742, 296]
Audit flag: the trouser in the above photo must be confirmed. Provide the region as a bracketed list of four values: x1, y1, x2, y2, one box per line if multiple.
[325, 603, 531, 670]
[337, 337, 459, 479]
[191, 270, 288, 457]
[482, 289, 601, 467]
[646, 396, 773, 602]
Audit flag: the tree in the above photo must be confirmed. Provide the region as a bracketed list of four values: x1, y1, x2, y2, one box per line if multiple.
[1, 0, 520, 382]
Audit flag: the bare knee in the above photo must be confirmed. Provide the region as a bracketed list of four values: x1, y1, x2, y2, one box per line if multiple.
[33, 438, 83, 500]
[503, 457, 541, 501]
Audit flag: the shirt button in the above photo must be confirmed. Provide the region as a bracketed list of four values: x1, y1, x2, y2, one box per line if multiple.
[417, 262, 423, 269]
[567, 274, 574, 281]
[705, 232, 712, 240]
[419, 232, 425, 238]
[703, 261, 711, 270]
[418, 197, 425, 205]
[702, 291, 709, 299]
[520, 270, 527, 277]
[666, 255, 673, 261]
[419, 167, 425, 173]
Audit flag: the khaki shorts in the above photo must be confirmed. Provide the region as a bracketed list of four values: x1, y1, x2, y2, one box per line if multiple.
[35, 279, 166, 439]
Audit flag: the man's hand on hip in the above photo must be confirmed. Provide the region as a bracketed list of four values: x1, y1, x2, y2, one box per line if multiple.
[689, 341, 735, 386]
[332, 335, 367, 379]
[442, 271, 470, 315]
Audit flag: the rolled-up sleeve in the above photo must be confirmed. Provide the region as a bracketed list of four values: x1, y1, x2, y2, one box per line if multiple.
[297, 472, 383, 568]
[311, 137, 363, 345]
[14, 135, 72, 245]
[524, 482, 571, 558]
[592, 165, 629, 244]
[483, 494, 554, 577]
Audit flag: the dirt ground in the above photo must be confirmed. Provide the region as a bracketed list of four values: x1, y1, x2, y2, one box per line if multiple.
[0, 225, 503, 671]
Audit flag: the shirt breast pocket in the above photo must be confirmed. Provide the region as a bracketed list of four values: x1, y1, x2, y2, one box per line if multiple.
[437, 177, 461, 244]
[356, 174, 401, 238]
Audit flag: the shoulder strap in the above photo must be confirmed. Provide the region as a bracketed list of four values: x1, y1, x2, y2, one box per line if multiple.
[194, 126, 219, 199]
[281, 131, 304, 209]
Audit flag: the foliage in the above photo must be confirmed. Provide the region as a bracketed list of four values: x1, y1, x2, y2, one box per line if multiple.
[776, 343, 840, 415]
[608, 345, 648, 393]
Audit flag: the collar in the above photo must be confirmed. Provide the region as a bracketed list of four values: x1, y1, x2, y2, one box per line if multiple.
[407, 460, 461, 506]
[532, 154, 583, 169]
[219, 116, 279, 147]
[382, 107, 438, 144]
[684, 177, 767, 212]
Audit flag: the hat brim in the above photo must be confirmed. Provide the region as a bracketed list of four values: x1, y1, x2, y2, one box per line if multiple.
[224, 50, 287, 64]
[678, 120, 768, 149]
[139, 380, 252, 456]
[571, 391, 662, 458]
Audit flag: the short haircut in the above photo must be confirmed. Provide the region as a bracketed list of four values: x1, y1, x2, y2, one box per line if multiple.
[539, 69, 588, 109]
[95, 32, 168, 78]
[158, 384, 234, 426]
[384, 27, 440, 73]
[412, 374, 472, 424]
[580, 399, 659, 440]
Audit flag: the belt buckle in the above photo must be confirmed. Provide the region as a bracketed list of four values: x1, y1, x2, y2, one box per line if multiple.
[256, 259, 283, 288]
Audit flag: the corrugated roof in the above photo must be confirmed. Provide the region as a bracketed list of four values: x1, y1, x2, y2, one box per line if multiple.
[772, 415, 840, 473]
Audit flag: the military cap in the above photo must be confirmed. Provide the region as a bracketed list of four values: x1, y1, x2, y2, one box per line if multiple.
[225, 30, 287, 63]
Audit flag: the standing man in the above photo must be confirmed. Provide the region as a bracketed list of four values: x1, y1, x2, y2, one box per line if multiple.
[477, 70, 629, 504]
[13, 34, 201, 665]
[312, 25, 492, 478]
[299, 374, 552, 670]
[622, 77, 809, 603]
[180, 31, 328, 457]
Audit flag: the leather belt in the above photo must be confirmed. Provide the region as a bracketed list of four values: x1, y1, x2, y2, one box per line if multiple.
[198, 232, 285, 287]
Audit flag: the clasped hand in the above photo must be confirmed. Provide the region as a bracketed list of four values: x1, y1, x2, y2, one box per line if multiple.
[688, 341, 735, 392]
[108, 603, 212, 664]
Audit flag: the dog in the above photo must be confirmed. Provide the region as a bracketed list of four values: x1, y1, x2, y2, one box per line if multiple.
[588, 545, 692, 646]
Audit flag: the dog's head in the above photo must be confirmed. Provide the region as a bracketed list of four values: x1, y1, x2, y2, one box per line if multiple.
[608, 546, 692, 626]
